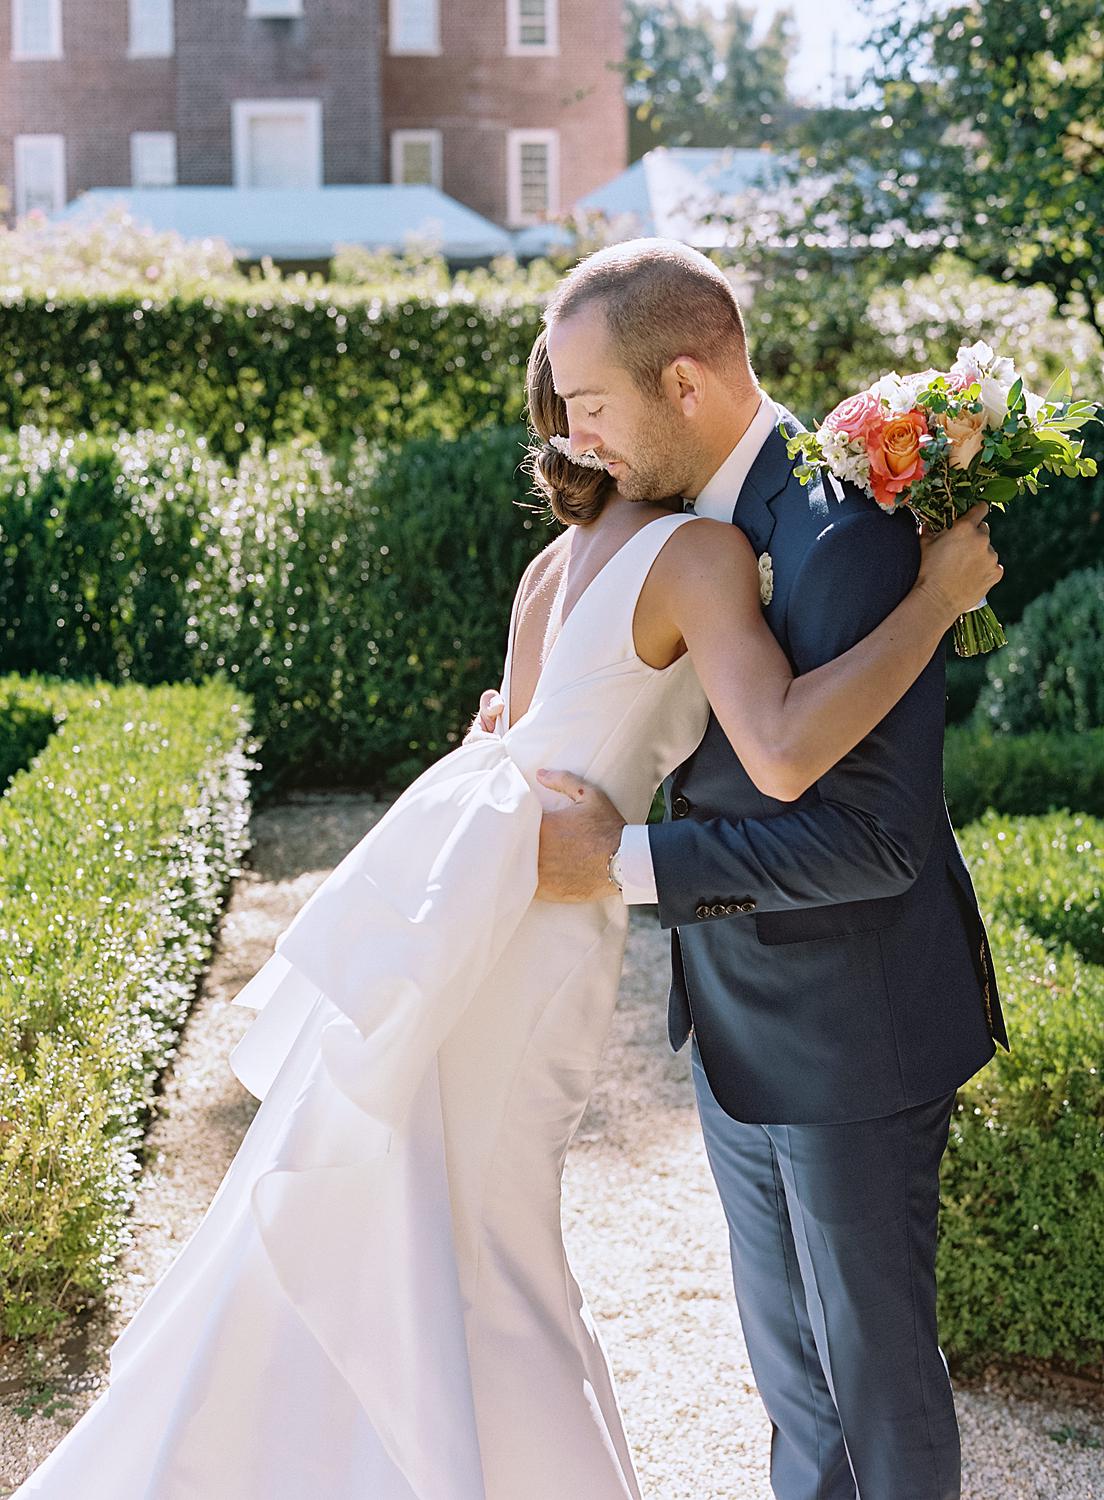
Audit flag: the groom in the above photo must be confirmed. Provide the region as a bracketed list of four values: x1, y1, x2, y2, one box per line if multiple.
[526, 239, 1007, 1500]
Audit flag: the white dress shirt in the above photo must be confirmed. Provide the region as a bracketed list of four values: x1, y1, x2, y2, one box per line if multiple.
[616, 392, 779, 904]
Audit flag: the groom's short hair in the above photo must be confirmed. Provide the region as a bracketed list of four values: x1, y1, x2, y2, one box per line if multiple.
[544, 238, 751, 396]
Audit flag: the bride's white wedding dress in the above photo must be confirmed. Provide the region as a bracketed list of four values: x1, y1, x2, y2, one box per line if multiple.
[14, 512, 708, 1500]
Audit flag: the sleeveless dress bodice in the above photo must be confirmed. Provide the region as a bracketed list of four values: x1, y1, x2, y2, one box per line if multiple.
[13, 511, 710, 1500]
[498, 510, 710, 828]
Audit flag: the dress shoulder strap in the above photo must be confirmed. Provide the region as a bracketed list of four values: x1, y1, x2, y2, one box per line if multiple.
[603, 510, 699, 660]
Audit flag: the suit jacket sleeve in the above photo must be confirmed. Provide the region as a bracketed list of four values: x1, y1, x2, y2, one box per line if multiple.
[649, 505, 947, 930]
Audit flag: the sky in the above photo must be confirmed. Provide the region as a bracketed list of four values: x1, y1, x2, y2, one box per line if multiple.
[702, 0, 880, 108]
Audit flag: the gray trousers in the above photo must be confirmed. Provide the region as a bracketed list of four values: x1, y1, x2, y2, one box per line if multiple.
[691, 1041, 960, 1500]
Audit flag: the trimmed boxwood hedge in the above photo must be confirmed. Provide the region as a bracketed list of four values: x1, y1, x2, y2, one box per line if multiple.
[0, 286, 543, 461]
[0, 425, 548, 793]
[0, 671, 254, 1339]
[944, 725, 1104, 825]
[976, 567, 1104, 736]
[941, 813, 1104, 1373]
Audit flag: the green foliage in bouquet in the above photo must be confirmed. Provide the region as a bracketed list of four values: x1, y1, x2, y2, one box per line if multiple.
[976, 568, 1104, 735]
[785, 366, 1100, 657]
[0, 674, 254, 1339]
[939, 813, 1104, 1373]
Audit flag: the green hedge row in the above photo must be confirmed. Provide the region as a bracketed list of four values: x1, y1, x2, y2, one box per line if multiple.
[4, 419, 1100, 795]
[0, 287, 542, 461]
[0, 426, 546, 793]
[0, 672, 254, 1339]
[943, 725, 1104, 825]
[941, 813, 1104, 1373]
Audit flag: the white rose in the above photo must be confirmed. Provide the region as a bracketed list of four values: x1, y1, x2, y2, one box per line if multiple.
[989, 354, 1017, 387]
[1024, 389, 1045, 421]
[954, 339, 995, 372]
[870, 372, 918, 416]
[979, 375, 1011, 427]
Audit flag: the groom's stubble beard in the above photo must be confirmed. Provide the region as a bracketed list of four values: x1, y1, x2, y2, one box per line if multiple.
[613, 393, 705, 504]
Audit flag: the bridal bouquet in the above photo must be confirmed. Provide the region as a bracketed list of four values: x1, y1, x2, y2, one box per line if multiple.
[783, 343, 1101, 655]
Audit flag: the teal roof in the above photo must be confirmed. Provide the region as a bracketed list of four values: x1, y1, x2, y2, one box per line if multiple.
[56, 185, 514, 261]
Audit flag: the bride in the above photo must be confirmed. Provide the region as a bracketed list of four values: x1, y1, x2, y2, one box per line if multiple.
[13, 332, 999, 1500]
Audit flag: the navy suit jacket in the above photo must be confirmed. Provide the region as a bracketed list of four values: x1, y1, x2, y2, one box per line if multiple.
[651, 407, 1008, 1125]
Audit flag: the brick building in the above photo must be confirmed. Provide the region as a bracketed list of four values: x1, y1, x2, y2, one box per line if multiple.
[0, 0, 626, 229]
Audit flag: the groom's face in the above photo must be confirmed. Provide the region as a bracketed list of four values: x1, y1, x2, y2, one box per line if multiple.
[546, 309, 699, 503]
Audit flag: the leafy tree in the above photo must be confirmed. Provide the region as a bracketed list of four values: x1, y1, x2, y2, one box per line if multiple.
[785, 0, 1104, 334]
[625, 1, 798, 159]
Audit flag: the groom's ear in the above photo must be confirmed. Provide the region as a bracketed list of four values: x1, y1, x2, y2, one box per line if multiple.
[662, 356, 706, 418]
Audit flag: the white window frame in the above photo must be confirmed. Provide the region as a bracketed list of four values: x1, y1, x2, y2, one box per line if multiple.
[13, 134, 66, 217]
[127, 0, 174, 56]
[506, 0, 557, 57]
[231, 98, 324, 189]
[390, 129, 442, 190]
[388, 0, 439, 56]
[247, 0, 303, 17]
[11, 0, 62, 59]
[506, 129, 559, 226]
[130, 131, 178, 187]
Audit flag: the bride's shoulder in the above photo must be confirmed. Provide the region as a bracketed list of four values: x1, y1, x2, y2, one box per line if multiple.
[662, 514, 757, 571]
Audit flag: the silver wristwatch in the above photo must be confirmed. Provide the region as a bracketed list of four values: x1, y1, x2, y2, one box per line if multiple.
[607, 846, 624, 893]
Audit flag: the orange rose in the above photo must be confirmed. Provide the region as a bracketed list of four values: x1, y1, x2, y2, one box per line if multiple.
[866, 409, 928, 509]
[935, 408, 985, 470]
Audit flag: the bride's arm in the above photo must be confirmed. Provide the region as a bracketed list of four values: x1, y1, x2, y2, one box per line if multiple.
[650, 505, 1000, 802]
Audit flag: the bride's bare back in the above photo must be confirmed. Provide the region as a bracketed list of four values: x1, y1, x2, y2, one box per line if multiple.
[506, 500, 683, 728]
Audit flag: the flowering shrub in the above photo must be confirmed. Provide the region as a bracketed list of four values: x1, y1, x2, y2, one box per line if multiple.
[0, 672, 254, 1339]
[940, 812, 1104, 1372]
[0, 425, 547, 791]
[0, 204, 243, 298]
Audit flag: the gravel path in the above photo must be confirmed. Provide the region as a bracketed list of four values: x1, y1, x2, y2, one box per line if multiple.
[3, 791, 1102, 1498]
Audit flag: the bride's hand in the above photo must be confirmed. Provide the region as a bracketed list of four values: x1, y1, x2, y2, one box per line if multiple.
[917, 502, 1004, 621]
[463, 689, 505, 743]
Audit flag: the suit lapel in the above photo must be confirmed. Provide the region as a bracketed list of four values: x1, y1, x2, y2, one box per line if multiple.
[731, 419, 795, 556]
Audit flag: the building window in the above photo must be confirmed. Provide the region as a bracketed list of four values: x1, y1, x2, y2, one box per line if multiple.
[388, 0, 439, 55]
[506, 0, 557, 55]
[247, 0, 303, 16]
[128, 0, 173, 56]
[506, 130, 558, 225]
[14, 134, 65, 216]
[11, 0, 62, 58]
[131, 132, 177, 187]
[391, 130, 442, 189]
[231, 100, 323, 189]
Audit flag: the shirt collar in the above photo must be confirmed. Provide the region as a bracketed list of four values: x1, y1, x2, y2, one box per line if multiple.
[692, 392, 779, 523]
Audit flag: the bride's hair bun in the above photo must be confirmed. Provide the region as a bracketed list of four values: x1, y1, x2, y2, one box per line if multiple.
[524, 330, 613, 527]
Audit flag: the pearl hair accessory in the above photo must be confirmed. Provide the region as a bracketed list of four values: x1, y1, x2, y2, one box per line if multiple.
[547, 434, 608, 471]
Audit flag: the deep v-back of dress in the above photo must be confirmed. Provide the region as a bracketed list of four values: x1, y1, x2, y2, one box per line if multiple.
[14, 513, 709, 1500]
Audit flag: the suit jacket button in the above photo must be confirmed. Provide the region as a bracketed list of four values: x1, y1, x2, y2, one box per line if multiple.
[710, 903, 727, 917]
[671, 795, 691, 818]
[724, 903, 739, 916]
[694, 903, 709, 919]
[737, 900, 756, 913]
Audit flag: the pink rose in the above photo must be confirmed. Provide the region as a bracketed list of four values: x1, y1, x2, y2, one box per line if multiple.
[823, 389, 882, 442]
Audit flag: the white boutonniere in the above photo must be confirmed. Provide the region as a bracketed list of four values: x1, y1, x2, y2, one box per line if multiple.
[758, 551, 774, 606]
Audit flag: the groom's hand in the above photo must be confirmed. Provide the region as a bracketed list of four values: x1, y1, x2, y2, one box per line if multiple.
[535, 770, 625, 902]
